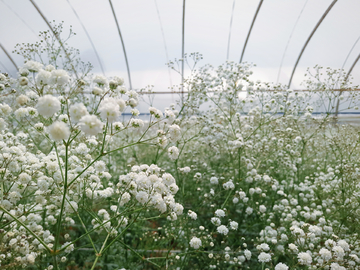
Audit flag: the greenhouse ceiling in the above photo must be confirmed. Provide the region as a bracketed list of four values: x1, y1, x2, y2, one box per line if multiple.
[1, 0, 360, 91]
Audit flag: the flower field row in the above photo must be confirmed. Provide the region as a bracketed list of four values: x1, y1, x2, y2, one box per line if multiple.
[0, 24, 360, 270]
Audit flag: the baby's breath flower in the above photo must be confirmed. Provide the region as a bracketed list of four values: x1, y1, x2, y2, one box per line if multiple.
[258, 252, 271, 263]
[168, 146, 179, 160]
[47, 121, 70, 141]
[113, 121, 124, 131]
[24, 60, 43, 72]
[79, 115, 104, 136]
[211, 217, 221, 226]
[34, 122, 44, 132]
[244, 249, 251, 260]
[189, 237, 202, 249]
[275, 263, 288, 270]
[50, 69, 70, 85]
[99, 98, 121, 123]
[16, 94, 29, 105]
[92, 87, 103, 95]
[215, 209, 225, 218]
[131, 109, 140, 116]
[259, 205, 266, 213]
[188, 210, 197, 220]
[210, 176, 218, 184]
[93, 75, 107, 86]
[229, 221, 238, 230]
[297, 252, 312, 265]
[217, 225, 229, 235]
[19, 67, 29, 76]
[130, 118, 144, 128]
[69, 103, 88, 122]
[61, 242, 74, 253]
[168, 124, 181, 143]
[36, 95, 61, 117]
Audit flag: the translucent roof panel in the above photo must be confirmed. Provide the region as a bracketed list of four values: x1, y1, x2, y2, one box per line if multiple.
[1, 0, 360, 91]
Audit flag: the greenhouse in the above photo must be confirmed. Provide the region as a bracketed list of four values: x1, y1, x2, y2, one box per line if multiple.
[1, 0, 360, 269]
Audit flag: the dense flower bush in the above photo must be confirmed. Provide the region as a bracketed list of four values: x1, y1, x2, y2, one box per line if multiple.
[1, 24, 360, 269]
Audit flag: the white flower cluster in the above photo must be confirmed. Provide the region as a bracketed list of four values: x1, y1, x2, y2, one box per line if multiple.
[47, 121, 70, 141]
[98, 97, 125, 123]
[189, 237, 202, 249]
[24, 60, 69, 86]
[2, 38, 360, 270]
[69, 103, 89, 122]
[36, 95, 61, 118]
[117, 164, 182, 217]
[79, 115, 104, 136]
[168, 146, 179, 160]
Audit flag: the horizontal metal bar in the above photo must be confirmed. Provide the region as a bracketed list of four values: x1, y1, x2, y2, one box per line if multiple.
[81, 88, 360, 95]
[125, 112, 360, 116]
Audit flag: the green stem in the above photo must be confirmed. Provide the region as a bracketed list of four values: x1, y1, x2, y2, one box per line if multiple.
[90, 234, 110, 270]
[58, 206, 139, 253]
[101, 209, 143, 255]
[68, 130, 81, 145]
[221, 189, 234, 209]
[67, 155, 102, 188]
[54, 142, 68, 254]
[64, 196, 98, 254]
[0, 206, 52, 253]
[101, 122, 108, 154]
[90, 255, 100, 270]
[1, 182, 3, 202]
[0, 203, 38, 229]
[119, 240, 160, 268]
[68, 136, 157, 188]
[105, 136, 157, 155]
[53, 255, 58, 270]
[180, 252, 188, 270]
[53, 143, 65, 183]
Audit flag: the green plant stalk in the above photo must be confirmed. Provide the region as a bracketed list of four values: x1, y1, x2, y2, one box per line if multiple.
[101, 208, 144, 255]
[221, 190, 234, 209]
[118, 240, 161, 268]
[101, 122, 108, 154]
[161, 224, 187, 268]
[209, 96, 236, 136]
[53, 143, 65, 183]
[90, 234, 110, 270]
[89, 204, 149, 269]
[54, 141, 68, 255]
[64, 195, 98, 254]
[180, 252, 189, 270]
[0, 206, 52, 253]
[11, 117, 43, 152]
[67, 155, 102, 188]
[68, 130, 81, 145]
[67, 136, 157, 188]
[0, 203, 39, 229]
[93, 89, 111, 114]
[58, 206, 138, 253]
[1, 182, 3, 202]
[238, 148, 242, 181]
[105, 136, 158, 155]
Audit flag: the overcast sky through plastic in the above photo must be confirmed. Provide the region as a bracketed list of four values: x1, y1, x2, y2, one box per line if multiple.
[1, 0, 360, 104]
